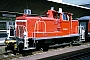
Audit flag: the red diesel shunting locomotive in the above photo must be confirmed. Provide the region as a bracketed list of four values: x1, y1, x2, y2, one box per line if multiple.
[5, 7, 86, 53]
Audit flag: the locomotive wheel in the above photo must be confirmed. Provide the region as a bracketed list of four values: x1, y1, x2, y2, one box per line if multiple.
[71, 37, 81, 46]
[36, 42, 49, 51]
[69, 42, 73, 47]
[12, 50, 17, 55]
[41, 43, 49, 51]
[5, 47, 8, 52]
[36, 43, 40, 51]
[18, 43, 24, 54]
[18, 47, 23, 54]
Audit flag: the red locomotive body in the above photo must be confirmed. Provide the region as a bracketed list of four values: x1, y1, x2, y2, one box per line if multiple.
[15, 8, 80, 51]
[16, 10, 78, 39]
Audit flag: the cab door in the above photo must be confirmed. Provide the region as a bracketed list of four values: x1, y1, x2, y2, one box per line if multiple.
[79, 26, 85, 41]
[79, 21, 88, 41]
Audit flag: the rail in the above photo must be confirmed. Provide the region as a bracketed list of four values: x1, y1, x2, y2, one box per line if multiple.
[60, 50, 90, 60]
[0, 52, 22, 60]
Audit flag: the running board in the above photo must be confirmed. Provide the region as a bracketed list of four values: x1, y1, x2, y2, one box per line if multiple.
[23, 47, 36, 50]
[49, 43, 70, 47]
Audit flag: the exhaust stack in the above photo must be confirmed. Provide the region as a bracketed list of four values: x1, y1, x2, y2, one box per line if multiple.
[51, 7, 54, 10]
[58, 8, 62, 13]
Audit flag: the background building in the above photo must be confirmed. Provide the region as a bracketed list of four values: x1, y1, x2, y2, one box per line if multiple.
[0, 0, 90, 30]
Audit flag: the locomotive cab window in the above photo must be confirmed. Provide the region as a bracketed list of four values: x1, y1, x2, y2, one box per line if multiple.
[62, 13, 70, 21]
[53, 12, 60, 19]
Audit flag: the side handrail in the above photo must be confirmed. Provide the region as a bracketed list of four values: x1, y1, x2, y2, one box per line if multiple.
[33, 20, 46, 43]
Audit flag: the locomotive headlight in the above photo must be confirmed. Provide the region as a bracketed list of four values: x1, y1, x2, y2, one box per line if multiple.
[14, 43, 17, 49]
[5, 41, 8, 46]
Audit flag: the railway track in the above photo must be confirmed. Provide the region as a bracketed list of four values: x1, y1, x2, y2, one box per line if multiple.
[59, 50, 90, 60]
[0, 42, 90, 60]
[0, 45, 71, 60]
[0, 52, 22, 60]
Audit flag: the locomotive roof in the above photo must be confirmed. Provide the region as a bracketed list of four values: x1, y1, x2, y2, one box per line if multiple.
[78, 16, 90, 20]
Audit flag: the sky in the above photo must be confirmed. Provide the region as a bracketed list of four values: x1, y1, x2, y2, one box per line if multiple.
[62, 0, 90, 5]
